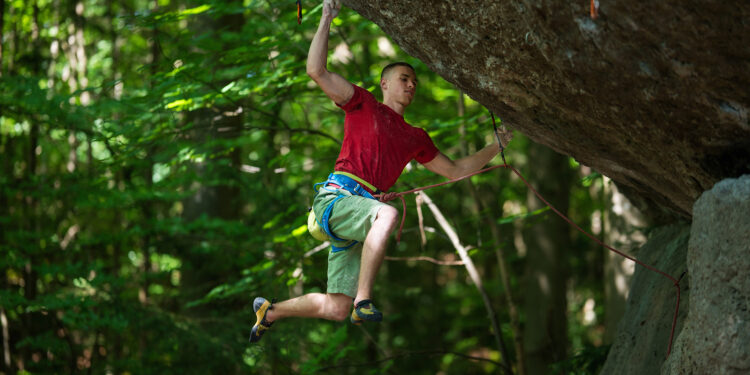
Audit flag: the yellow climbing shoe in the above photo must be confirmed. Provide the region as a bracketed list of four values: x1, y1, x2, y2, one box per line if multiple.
[350, 299, 382, 325]
[249, 297, 274, 343]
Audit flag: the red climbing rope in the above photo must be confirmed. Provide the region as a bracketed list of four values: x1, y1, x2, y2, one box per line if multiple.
[377, 162, 682, 357]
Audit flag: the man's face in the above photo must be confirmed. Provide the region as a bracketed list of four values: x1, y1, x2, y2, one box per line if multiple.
[381, 65, 418, 106]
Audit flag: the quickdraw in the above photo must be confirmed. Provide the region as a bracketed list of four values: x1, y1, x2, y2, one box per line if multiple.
[296, 0, 302, 24]
[590, 0, 599, 19]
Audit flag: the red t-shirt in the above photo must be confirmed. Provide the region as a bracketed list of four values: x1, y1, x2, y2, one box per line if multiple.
[335, 84, 439, 193]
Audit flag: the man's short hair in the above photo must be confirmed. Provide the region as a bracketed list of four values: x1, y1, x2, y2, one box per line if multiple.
[380, 62, 415, 82]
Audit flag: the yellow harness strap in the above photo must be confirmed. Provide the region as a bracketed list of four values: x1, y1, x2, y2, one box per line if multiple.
[332, 171, 379, 194]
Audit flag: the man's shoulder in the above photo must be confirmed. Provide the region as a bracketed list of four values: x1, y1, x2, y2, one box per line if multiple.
[339, 84, 376, 111]
[353, 84, 377, 101]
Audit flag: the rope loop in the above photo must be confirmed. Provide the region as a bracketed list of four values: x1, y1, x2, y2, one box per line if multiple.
[378, 192, 400, 203]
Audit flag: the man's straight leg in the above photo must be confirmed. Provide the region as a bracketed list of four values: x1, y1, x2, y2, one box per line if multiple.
[265, 293, 353, 322]
[354, 205, 398, 305]
[314, 189, 394, 305]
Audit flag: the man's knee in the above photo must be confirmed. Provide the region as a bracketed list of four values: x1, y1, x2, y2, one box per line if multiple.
[375, 205, 398, 229]
[330, 305, 350, 321]
[326, 294, 352, 321]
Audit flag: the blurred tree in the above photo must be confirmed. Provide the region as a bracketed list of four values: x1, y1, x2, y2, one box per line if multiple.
[522, 142, 573, 374]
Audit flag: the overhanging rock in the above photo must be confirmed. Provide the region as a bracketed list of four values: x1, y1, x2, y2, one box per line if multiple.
[344, 0, 750, 216]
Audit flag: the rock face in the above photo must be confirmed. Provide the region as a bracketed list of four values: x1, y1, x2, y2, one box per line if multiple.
[599, 224, 690, 375]
[662, 175, 750, 374]
[343, 0, 750, 217]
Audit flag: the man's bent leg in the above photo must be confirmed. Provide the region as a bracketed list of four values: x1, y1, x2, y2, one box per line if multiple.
[354, 205, 398, 306]
[265, 292, 352, 322]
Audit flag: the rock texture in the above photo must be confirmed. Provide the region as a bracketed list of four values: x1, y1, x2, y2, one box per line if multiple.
[343, 0, 750, 217]
[599, 224, 690, 375]
[662, 175, 750, 374]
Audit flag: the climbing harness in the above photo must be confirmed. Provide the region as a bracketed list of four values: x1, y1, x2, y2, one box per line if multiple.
[309, 172, 381, 252]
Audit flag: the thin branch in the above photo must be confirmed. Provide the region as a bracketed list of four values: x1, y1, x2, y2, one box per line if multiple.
[241, 125, 341, 145]
[154, 32, 313, 136]
[157, 122, 341, 146]
[304, 241, 331, 258]
[416, 193, 427, 247]
[153, 33, 343, 146]
[419, 191, 514, 375]
[471, 181, 527, 375]
[332, 27, 368, 84]
[385, 255, 464, 266]
[357, 325, 391, 358]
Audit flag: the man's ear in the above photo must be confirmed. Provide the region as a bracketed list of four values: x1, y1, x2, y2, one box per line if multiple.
[380, 78, 387, 91]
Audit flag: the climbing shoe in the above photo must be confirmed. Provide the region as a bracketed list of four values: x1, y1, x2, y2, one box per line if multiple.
[249, 297, 274, 343]
[350, 299, 383, 325]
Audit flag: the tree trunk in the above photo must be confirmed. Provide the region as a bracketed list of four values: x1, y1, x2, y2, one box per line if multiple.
[20, 2, 43, 367]
[0, 306, 8, 371]
[602, 178, 647, 344]
[105, 0, 123, 369]
[179, 1, 244, 309]
[522, 142, 572, 375]
[458, 93, 527, 375]
[0, 100, 11, 371]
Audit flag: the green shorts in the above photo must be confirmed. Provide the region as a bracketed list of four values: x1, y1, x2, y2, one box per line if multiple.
[312, 186, 386, 297]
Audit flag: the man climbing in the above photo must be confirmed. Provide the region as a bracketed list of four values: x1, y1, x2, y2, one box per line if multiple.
[250, 0, 510, 343]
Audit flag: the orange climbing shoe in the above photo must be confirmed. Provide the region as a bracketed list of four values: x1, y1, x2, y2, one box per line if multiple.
[249, 297, 274, 343]
[350, 299, 383, 325]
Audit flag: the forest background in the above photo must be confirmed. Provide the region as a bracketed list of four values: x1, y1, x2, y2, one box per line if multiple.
[1, 0, 646, 373]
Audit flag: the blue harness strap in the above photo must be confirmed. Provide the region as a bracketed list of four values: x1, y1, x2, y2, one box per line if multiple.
[314, 173, 379, 253]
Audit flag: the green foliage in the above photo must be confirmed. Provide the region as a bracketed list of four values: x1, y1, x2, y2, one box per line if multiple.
[550, 345, 611, 375]
[0, 0, 614, 373]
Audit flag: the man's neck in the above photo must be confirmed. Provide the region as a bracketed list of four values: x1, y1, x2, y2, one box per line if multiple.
[383, 98, 406, 116]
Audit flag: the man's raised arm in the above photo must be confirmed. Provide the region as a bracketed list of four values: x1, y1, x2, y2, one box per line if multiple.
[306, 0, 354, 106]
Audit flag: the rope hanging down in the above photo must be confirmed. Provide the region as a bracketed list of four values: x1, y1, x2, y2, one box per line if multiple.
[377, 115, 683, 357]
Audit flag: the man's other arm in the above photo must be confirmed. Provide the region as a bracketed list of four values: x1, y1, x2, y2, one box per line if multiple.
[423, 128, 512, 180]
[306, 0, 353, 106]
[423, 144, 499, 180]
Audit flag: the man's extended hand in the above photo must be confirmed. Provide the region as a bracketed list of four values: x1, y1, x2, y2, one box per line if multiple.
[322, 0, 341, 20]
